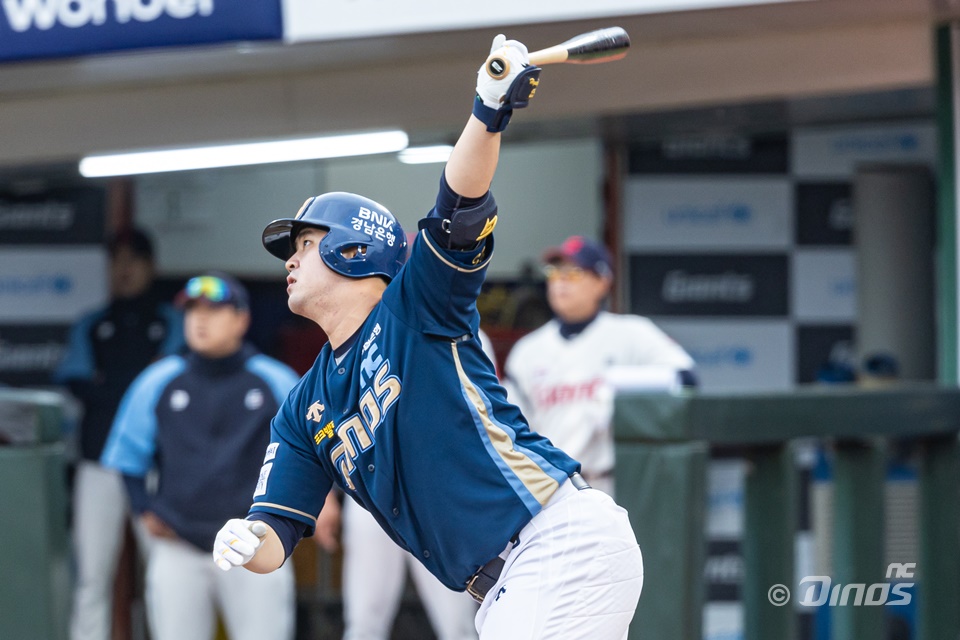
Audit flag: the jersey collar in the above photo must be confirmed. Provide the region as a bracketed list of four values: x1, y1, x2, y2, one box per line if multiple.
[333, 323, 363, 360]
[558, 311, 600, 340]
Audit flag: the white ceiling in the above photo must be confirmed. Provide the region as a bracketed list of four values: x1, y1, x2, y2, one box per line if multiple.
[0, 0, 951, 168]
[0, 0, 942, 98]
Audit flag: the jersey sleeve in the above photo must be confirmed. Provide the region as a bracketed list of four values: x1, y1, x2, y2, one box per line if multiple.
[382, 229, 492, 338]
[629, 317, 696, 370]
[245, 355, 301, 405]
[503, 344, 534, 418]
[158, 304, 186, 356]
[100, 356, 186, 476]
[248, 385, 331, 534]
[52, 310, 102, 384]
[381, 173, 494, 337]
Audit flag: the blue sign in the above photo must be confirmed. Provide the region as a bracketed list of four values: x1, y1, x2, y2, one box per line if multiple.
[0, 0, 282, 62]
[688, 346, 754, 369]
[663, 203, 752, 226]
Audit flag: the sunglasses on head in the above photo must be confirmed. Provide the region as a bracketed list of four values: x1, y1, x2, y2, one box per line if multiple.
[184, 276, 231, 303]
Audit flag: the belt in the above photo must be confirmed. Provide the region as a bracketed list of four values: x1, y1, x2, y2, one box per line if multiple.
[465, 472, 591, 603]
[580, 469, 613, 483]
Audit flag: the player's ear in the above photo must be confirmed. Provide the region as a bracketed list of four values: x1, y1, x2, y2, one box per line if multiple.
[598, 273, 614, 295]
[236, 309, 252, 335]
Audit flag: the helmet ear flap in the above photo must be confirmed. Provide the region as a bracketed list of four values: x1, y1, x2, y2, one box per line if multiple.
[337, 245, 367, 260]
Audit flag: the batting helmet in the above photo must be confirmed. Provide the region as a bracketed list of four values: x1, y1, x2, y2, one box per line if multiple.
[262, 192, 408, 282]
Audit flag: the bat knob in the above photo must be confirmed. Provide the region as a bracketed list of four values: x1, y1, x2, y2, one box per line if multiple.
[485, 56, 509, 80]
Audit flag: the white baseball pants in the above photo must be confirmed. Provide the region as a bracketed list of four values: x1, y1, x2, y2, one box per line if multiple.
[145, 536, 295, 640]
[69, 461, 137, 640]
[475, 479, 644, 640]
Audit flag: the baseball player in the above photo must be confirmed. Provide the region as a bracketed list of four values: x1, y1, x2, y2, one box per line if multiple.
[313, 331, 497, 640]
[101, 273, 298, 640]
[213, 35, 644, 639]
[53, 228, 184, 640]
[505, 236, 696, 496]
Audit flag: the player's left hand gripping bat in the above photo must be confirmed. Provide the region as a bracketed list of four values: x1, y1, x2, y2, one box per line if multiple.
[485, 27, 631, 80]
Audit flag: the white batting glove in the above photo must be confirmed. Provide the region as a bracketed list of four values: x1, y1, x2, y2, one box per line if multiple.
[212, 518, 267, 571]
[476, 34, 531, 109]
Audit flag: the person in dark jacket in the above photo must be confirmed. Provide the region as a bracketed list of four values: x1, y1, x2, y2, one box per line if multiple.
[54, 227, 184, 640]
[101, 272, 298, 640]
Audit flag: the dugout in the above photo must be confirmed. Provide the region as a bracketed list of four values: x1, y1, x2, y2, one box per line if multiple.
[615, 385, 960, 640]
[0, 388, 70, 640]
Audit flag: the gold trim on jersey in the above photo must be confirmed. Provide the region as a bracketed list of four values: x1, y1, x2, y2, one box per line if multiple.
[250, 502, 317, 523]
[421, 230, 491, 273]
[451, 342, 558, 506]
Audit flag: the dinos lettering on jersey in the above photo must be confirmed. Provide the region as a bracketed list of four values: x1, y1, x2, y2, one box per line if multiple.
[328, 360, 402, 490]
[360, 342, 382, 388]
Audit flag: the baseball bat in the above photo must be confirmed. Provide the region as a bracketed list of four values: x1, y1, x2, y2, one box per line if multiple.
[485, 27, 631, 80]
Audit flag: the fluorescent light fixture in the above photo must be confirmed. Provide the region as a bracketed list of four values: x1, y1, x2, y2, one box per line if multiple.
[286, 1, 812, 43]
[638, 0, 810, 11]
[79, 130, 409, 177]
[397, 145, 454, 165]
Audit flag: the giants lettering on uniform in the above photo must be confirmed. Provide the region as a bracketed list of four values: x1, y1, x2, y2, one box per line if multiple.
[535, 378, 603, 409]
[3, 0, 214, 32]
[329, 361, 401, 490]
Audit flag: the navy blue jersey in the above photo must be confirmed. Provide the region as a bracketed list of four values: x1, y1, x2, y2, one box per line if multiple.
[54, 294, 185, 461]
[102, 344, 299, 551]
[250, 229, 580, 590]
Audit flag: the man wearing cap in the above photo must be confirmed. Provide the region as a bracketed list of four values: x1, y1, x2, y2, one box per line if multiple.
[100, 272, 299, 640]
[54, 227, 184, 640]
[505, 236, 696, 496]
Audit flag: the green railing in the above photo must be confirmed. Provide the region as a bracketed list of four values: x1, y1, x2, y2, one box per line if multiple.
[614, 384, 960, 640]
[0, 388, 70, 640]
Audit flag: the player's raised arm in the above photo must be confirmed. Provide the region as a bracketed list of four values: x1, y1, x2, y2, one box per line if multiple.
[444, 35, 541, 198]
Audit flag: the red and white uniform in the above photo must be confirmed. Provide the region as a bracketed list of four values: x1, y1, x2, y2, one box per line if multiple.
[505, 312, 694, 495]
